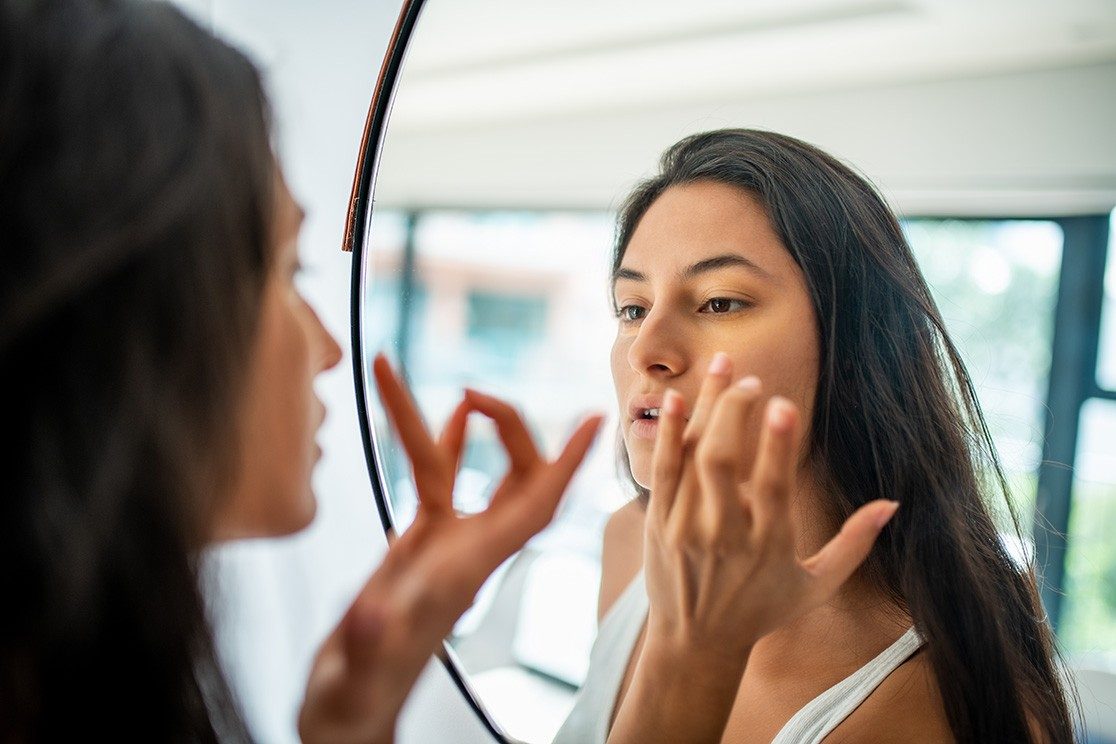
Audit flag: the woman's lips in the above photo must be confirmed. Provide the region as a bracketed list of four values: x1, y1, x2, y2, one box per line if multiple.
[629, 417, 660, 440]
[627, 392, 688, 441]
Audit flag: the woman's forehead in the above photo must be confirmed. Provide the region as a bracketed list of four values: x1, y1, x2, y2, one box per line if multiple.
[620, 182, 791, 280]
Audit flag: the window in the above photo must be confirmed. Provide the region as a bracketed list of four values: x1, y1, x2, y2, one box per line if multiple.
[1060, 211, 1116, 659]
[466, 290, 549, 375]
[1062, 399, 1116, 657]
[363, 208, 1116, 741]
[904, 218, 1063, 525]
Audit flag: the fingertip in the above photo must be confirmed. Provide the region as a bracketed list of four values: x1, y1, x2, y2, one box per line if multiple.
[766, 396, 797, 433]
[708, 351, 732, 376]
[663, 388, 684, 416]
[735, 375, 761, 395]
[874, 500, 900, 529]
[575, 413, 606, 449]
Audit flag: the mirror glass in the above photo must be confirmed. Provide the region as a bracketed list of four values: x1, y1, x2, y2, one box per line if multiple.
[354, 1, 1116, 741]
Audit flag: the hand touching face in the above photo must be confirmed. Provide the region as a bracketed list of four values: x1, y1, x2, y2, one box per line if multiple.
[611, 181, 820, 489]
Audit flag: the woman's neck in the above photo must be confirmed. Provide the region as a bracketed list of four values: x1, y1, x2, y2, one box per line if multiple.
[750, 473, 910, 681]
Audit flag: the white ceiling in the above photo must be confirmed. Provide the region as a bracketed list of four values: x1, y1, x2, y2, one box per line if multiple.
[393, 0, 1116, 130]
[373, 0, 1116, 214]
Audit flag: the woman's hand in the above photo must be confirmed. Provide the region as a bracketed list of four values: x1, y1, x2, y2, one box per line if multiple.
[298, 354, 603, 744]
[609, 354, 898, 744]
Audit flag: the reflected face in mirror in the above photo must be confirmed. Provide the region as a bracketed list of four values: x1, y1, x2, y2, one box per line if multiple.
[610, 180, 820, 488]
[212, 171, 343, 541]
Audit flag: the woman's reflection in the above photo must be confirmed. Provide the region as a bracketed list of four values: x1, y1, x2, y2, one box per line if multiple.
[556, 129, 1074, 744]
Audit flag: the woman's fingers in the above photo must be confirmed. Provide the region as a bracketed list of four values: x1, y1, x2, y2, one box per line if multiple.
[486, 414, 604, 554]
[694, 377, 762, 528]
[649, 388, 686, 522]
[800, 499, 899, 604]
[747, 397, 798, 531]
[373, 354, 447, 495]
[437, 399, 470, 478]
[464, 389, 541, 472]
[683, 352, 734, 442]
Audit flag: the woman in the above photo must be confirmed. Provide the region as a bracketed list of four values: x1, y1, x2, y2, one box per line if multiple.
[556, 130, 1076, 743]
[0, 1, 603, 740]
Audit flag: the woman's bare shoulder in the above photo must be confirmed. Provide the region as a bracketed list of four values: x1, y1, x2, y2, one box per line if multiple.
[825, 648, 954, 744]
[597, 498, 646, 622]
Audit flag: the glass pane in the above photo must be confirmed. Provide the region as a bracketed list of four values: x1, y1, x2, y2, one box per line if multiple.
[1061, 399, 1116, 661]
[363, 209, 623, 743]
[903, 219, 1064, 529]
[1095, 210, 1116, 391]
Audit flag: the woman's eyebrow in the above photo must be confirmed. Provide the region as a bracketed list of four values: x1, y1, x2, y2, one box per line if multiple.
[613, 266, 646, 283]
[685, 253, 773, 280]
[613, 254, 773, 284]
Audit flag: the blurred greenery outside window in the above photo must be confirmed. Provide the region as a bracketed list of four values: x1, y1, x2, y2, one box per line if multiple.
[901, 219, 1062, 526]
[367, 209, 1115, 663]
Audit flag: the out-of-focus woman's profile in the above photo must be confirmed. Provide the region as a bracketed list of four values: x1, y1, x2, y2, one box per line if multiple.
[0, 1, 602, 740]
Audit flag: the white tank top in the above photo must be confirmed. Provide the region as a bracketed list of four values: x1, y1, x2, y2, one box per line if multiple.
[553, 571, 925, 744]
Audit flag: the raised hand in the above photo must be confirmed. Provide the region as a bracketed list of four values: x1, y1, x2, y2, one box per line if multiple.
[298, 354, 603, 744]
[609, 354, 897, 744]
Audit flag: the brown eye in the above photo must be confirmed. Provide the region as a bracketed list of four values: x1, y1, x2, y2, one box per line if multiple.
[700, 298, 747, 314]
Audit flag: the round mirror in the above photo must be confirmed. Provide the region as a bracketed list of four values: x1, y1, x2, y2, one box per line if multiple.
[346, 1, 1116, 742]
[348, 5, 626, 743]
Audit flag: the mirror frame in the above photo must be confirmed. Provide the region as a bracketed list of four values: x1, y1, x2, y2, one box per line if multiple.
[342, 1, 515, 741]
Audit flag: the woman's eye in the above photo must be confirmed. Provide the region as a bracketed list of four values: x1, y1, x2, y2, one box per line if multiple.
[617, 305, 647, 322]
[700, 297, 748, 314]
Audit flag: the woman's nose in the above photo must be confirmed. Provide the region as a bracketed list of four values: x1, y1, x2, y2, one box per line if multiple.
[626, 311, 688, 379]
[312, 307, 343, 373]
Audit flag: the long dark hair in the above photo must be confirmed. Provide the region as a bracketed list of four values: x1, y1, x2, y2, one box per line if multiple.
[614, 129, 1075, 743]
[1, 0, 274, 739]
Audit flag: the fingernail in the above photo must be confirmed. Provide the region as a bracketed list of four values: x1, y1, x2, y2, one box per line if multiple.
[736, 375, 760, 393]
[708, 352, 731, 375]
[875, 500, 900, 529]
[767, 397, 793, 431]
[664, 389, 684, 415]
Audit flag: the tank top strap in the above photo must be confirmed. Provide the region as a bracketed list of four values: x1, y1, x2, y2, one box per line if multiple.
[551, 570, 649, 744]
[771, 626, 925, 744]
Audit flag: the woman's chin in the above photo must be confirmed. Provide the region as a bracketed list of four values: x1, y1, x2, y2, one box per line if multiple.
[627, 461, 652, 492]
[282, 492, 318, 535]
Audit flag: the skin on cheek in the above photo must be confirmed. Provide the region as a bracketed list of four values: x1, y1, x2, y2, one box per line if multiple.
[608, 185, 821, 492]
[209, 169, 342, 542]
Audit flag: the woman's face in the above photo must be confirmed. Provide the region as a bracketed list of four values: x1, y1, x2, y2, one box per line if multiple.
[211, 172, 342, 541]
[610, 180, 820, 488]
